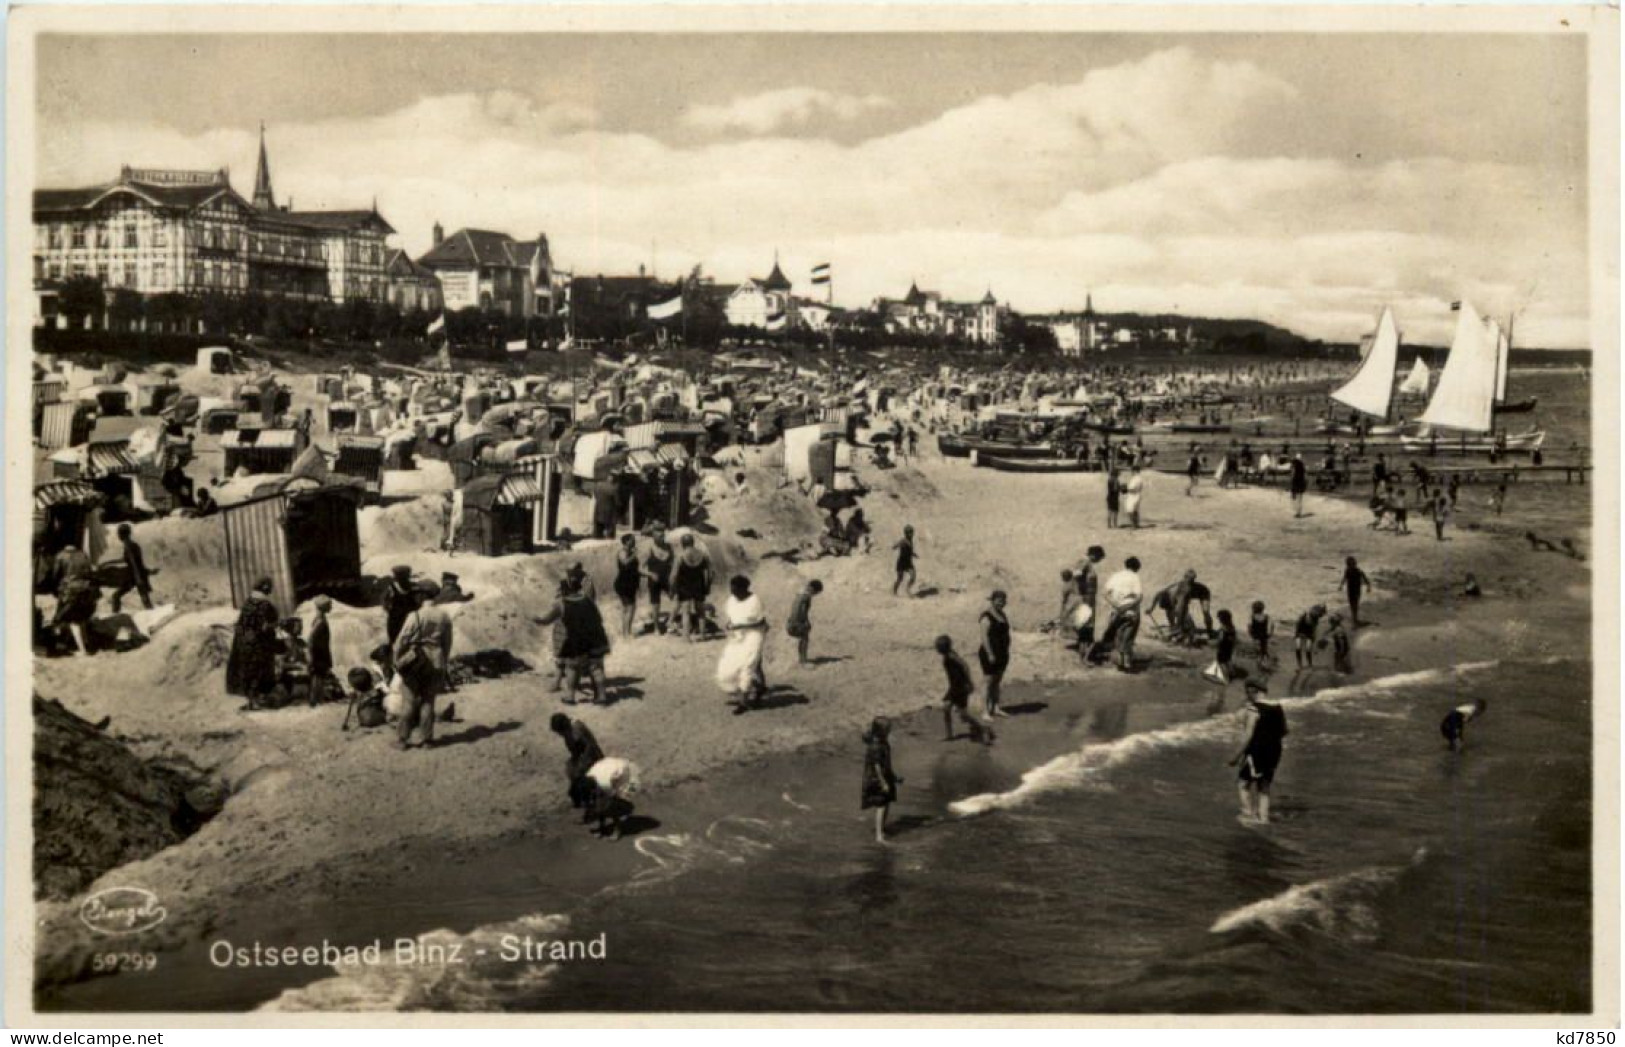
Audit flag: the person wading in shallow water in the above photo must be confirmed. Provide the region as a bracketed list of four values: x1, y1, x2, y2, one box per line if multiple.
[1229, 679, 1287, 825]
[861, 717, 903, 844]
[1340, 556, 1371, 626]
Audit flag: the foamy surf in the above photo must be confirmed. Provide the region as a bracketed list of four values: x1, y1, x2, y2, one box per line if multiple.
[948, 662, 1500, 818]
[1209, 848, 1428, 940]
[260, 912, 571, 1012]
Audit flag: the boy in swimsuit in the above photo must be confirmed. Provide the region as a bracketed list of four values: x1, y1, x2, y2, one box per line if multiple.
[892, 525, 918, 597]
[1248, 600, 1274, 669]
[935, 635, 992, 745]
[1440, 698, 1488, 752]
[1229, 680, 1288, 824]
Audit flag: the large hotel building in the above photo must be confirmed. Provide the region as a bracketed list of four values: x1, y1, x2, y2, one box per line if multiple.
[32, 128, 394, 321]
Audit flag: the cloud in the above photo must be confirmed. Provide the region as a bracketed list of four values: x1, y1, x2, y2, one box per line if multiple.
[34, 47, 1590, 347]
[681, 87, 893, 135]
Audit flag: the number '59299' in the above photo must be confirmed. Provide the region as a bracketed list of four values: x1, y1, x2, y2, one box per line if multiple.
[92, 952, 158, 972]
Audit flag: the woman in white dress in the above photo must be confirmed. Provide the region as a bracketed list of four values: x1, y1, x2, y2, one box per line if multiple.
[1122, 465, 1145, 529]
[717, 574, 769, 710]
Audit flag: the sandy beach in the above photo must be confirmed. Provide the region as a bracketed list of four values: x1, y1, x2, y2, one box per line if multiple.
[32, 429, 1591, 998]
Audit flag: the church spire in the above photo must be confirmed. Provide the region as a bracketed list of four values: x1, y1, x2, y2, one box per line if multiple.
[253, 122, 275, 211]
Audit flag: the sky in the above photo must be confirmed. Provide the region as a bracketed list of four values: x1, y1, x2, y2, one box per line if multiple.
[35, 32, 1593, 346]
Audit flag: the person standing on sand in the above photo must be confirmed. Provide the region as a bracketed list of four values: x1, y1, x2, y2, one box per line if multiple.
[1074, 545, 1104, 656]
[892, 525, 918, 597]
[1248, 600, 1275, 670]
[861, 717, 903, 844]
[1340, 556, 1371, 626]
[1289, 453, 1308, 518]
[612, 533, 641, 638]
[786, 579, 823, 666]
[556, 576, 612, 706]
[227, 576, 279, 703]
[643, 526, 674, 635]
[393, 586, 453, 750]
[308, 595, 335, 707]
[1123, 466, 1145, 528]
[1293, 604, 1327, 668]
[1431, 491, 1452, 541]
[110, 523, 154, 613]
[978, 590, 1012, 717]
[718, 574, 769, 710]
[672, 534, 713, 641]
[1230, 679, 1287, 824]
[1105, 469, 1121, 529]
[935, 635, 993, 744]
[1186, 448, 1201, 497]
[382, 564, 418, 646]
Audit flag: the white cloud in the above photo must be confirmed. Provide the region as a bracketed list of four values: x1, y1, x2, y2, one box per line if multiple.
[35, 48, 1590, 347]
[681, 87, 893, 135]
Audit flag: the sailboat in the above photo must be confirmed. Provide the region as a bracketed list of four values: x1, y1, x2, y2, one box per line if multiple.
[1403, 301, 1544, 453]
[1397, 357, 1431, 397]
[1319, 306, 1408, 435]
[1491, 315, 1539, 413]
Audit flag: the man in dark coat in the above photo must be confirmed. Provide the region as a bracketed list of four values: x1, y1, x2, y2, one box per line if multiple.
[227, 577, 280, 705]
[382, 564, 417, 645]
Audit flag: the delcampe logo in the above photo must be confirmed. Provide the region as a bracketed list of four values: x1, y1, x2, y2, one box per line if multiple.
[78, 888, 167, 936]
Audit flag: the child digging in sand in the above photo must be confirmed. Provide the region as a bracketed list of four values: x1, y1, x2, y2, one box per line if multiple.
[1441, 698, 1488, 752]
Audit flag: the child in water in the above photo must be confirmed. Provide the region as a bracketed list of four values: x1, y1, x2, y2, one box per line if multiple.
[1323, 613, 1352, 674]
[1441, 698, 1488, 752]
[1248, 600, 1275, 670]
[861, 717, 903, 843]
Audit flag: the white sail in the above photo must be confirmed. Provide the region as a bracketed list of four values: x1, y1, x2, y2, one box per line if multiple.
[1398, 357, 1430, 396]
[1418, 302, 1496, 433]
[1330, 306, 1400, 418]
[1493, 321, 1510, 402]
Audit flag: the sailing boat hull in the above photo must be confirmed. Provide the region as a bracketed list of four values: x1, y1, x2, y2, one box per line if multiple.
[1400, 430, 1545, 454]
[1493, 397, 1538, 414]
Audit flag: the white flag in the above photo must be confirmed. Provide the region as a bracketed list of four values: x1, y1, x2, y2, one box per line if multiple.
[427, 313, 445, 337]
[648, 295, 683, 320]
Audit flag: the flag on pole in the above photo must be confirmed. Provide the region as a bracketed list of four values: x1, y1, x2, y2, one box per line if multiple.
[506, 338, 529, 354]
[427, 313, 446, 337]
[811, 263, 831, 286]
[766, 309, 787, 331]
[648, 295, 684, 320]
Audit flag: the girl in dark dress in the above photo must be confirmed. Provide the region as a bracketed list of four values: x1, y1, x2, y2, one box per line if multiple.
[643, 530, 674, 635]
[612, 534, 641, 638]
[978, 590, 1012, 718]
[861, 717, 902, 843]
[1106, 470, 1121, 529]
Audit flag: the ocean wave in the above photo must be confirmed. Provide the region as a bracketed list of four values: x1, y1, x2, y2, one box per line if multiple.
[602, 816, 788, 897]
[949, 662, 1499, 817]
[1209, 848, 1427, 941]
[260, 913, 570, 1012]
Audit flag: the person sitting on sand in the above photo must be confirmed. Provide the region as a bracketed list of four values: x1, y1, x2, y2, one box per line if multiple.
[436, 572, 474, 604]
[550, 712, 606, 814]
[341, 667, 389, 731]
[580, 756, 640, 840]
[1441, 698, 1488, 753]
[1463, 573, 1483, 598]
[845, 509, 873, 555]
[1229, 679, 1288, 825]
[935, 635, 993, 745]
[1294, 604, 1327, 668]
[861, 717, 903, 844]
